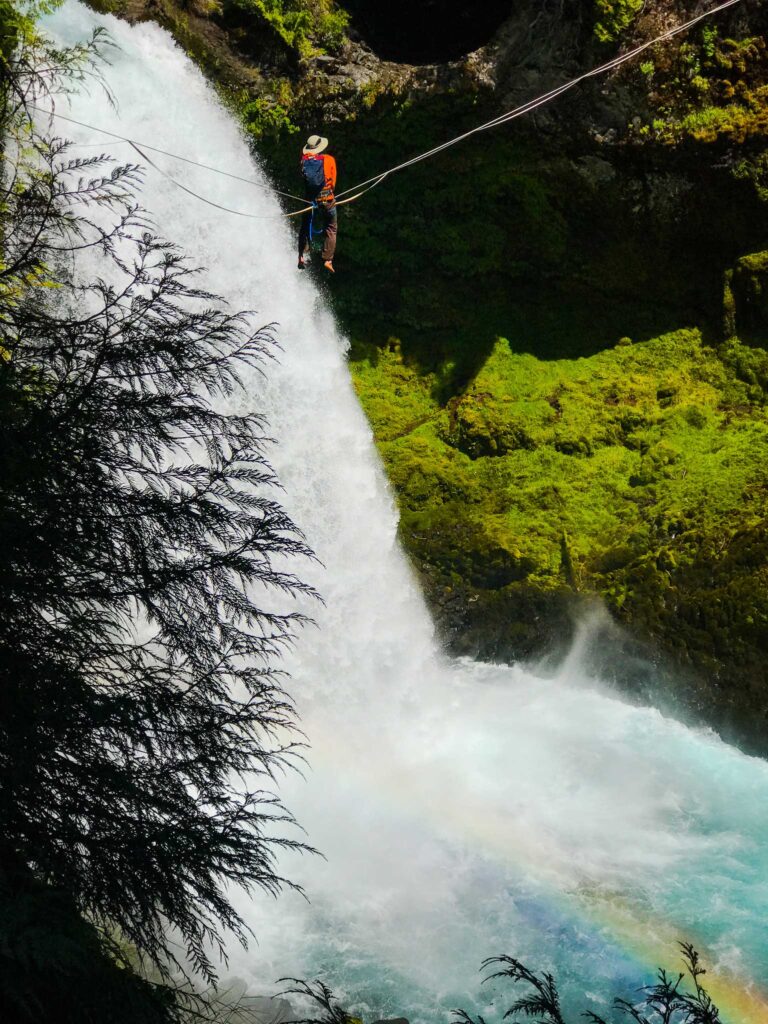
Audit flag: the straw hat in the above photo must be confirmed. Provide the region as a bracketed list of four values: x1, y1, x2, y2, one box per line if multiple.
[303, 134, 329, 155]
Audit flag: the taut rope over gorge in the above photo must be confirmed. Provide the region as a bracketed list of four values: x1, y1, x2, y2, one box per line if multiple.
[33, 0, 744, 221]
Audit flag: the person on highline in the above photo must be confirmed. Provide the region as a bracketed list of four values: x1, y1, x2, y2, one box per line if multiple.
[298, 134, 337, 273]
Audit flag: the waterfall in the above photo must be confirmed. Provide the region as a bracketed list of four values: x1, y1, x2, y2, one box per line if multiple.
[42, 5, 768, 1021]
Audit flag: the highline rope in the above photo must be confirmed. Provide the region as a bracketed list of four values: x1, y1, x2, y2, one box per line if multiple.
[31, 0, 745, 219]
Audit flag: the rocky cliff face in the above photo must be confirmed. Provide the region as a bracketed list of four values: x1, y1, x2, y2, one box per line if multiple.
[87, 0, 768, 753]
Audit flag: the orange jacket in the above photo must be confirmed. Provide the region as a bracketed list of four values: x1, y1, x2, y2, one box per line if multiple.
[321, 153, 337, 191]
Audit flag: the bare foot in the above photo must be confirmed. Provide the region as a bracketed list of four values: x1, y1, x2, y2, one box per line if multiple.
[323, 260, 335, 274]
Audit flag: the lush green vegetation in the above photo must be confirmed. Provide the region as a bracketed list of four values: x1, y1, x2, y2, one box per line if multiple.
[632, 25, 768, 148]
[96, 0, 349, 55]
[225, 0, 348, 58]
[3, 0, 767, 1016]
[351, 320, 768, 747]
[593, 0, 643, 45]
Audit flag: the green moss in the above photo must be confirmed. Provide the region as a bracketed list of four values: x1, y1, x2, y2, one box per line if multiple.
[351, 327, 768, 748]
[240, 93, 299, 139]
[593, 0, 643, 44]
[352, 342, 439, 442]
[728, 250, 768, 345]
[633, 31, 768, 160]
[678, 98, 768, 144]
[225, 0, 348, 57]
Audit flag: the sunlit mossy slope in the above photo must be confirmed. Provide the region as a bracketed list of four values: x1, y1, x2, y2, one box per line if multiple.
[352, 324, 768, 749]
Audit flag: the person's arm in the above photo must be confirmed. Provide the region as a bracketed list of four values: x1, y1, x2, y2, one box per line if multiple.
[324, 154, 337, 191]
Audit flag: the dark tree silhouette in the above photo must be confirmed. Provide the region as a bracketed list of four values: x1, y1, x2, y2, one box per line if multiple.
[0, 868, 181, 1023]
[454, 944, 722, 1024]
[278, 978, 359, 1024]
[279, 946, 724, 1024]
[0, 10, 316, 996]
[454, 955, 565, 1024]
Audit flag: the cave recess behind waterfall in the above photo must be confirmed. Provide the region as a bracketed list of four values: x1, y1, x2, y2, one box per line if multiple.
[343, 0, 513, 63]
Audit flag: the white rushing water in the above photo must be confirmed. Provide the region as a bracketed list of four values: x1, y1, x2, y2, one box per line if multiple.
[43, 5, 768, 1020]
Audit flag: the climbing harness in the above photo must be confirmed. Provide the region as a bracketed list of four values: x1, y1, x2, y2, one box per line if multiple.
[30, 0, 744, 219]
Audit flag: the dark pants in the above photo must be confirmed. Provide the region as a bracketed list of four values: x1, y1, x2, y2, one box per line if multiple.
[299, 203, 337, 262]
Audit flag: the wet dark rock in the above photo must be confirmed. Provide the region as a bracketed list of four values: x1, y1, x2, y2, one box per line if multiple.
[341, 0, 513, 63]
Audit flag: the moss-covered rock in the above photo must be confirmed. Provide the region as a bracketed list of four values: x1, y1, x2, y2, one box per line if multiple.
[731, 249, 768, 342]
[351, 326, 768, 752]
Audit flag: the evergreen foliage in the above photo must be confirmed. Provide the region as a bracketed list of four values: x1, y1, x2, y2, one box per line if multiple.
[0, 10, 314, 1003]
[278, 978, 360, 1024]
[284, 946, 723, 1024]
[455, 944, 721, 1024]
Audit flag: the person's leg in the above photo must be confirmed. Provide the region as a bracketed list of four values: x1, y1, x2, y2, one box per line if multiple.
[321, 206, 337, 263]
[298, 210, 311, 266]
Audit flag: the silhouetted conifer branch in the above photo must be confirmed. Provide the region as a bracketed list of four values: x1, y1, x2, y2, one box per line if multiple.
[1, 11, 318, 999]
[285, 947, 724, 1024]
[453, 944, 722, 1024]
[480, 955, 565, 1024]
[277, 978, 358, 1024]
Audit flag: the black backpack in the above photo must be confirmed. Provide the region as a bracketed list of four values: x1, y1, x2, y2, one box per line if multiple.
[302, 155, 327, 198]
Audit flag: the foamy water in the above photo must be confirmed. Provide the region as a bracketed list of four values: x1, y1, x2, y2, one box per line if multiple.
[41, 5, 768, 1019]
